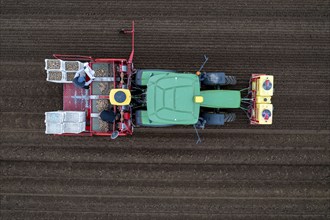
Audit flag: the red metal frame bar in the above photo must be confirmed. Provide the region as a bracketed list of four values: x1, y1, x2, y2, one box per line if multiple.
[57, 132, 92, 137]
[250, 76, 258, 124]
[120, 21, 135, 73]
[249, 74, 267, 124]
[94, 58, 127, 62]
[53, 54, 94, 61]
[127, 21, 135, 67]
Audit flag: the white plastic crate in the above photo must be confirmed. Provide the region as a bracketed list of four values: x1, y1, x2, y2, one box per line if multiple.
[46, 60, 84, 83]
[62, 61, 83, 72]
[63, 122, 86, 133]
[45, 122, 85, 134]
[45, 111, 86, 123]
[64, 111, 86, 123]
[54, 71, 75, 83]
[45, 123, 63, 134]
[46, 70, 65, 82]
[45, 111, 65, 123]
[45, 59, 62, 70]
[64, 71, 76, 83]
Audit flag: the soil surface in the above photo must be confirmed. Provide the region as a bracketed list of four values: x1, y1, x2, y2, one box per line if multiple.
[1, 0, 330, 219]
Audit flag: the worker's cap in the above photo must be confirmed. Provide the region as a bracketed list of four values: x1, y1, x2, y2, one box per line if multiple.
[78, 76, 85, 83]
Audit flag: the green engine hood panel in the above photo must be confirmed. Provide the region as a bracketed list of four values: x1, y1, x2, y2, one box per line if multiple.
[147, 73, 200, 125]
[200, 90, 241, 108]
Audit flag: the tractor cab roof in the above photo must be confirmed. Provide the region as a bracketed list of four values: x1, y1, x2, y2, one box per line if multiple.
[146, 73, 200, 125]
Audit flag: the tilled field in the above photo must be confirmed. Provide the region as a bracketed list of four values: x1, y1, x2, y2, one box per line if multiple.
[1, 0, 330, 219]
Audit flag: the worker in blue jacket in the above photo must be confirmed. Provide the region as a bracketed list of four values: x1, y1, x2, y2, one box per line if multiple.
[73, 63, 95, 89]
[100, 109, 120, 123]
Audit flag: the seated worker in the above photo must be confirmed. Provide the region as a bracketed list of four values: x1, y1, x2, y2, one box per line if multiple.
[72, 63, 95, 89]
[100, 109, 120, 123]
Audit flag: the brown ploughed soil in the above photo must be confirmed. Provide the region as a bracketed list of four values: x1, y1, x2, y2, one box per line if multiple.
[1, 0, 329, 219]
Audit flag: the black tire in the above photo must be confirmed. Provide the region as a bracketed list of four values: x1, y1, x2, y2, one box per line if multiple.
[224, 75, 237, 85]
[202, 112, 236, 125]
[224, 113, 236, 122]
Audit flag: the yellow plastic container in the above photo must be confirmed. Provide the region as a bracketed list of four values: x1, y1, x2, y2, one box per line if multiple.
[256, 104, 273, 124]
[256, 96, 272, 104]
[257, 75, 274, 96]
[109, 89, 131, 106]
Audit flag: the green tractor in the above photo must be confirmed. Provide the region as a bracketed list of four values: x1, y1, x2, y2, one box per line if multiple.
[133, 68, 240, 129]
[127, 55, 274, 135]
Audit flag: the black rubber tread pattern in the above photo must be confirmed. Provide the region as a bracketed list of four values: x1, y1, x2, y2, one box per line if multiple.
[224, 75, 237, 85]
[224, 113, 236, 122]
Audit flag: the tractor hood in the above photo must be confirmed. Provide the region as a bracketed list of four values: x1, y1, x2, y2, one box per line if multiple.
[146, 73, 200, 125]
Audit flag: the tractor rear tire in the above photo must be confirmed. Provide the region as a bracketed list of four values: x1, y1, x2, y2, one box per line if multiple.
[224, 113, 236, 122]
[224, 76, 237, 85]
[202, 112, 236, 125]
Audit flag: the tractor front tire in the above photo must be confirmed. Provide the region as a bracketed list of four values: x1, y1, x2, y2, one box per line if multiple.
[202, 72, 237, 86]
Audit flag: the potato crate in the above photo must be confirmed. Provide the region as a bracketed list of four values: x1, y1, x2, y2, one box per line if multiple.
[63, 122, 86, 133]
[47, 70, 79, 83]
[45, 122, 86, 134]
[45, 111, 65, 123]
[46, 70, 65, 82]
[64, 111, 86, 122]
[45, 59, 62, 70]
[65, 71, 76, 82]
[45, 123, 64, 134]
[62, 61, 84, 72]
[45, 111, 86, 123]
[45, 59, 84, 70]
